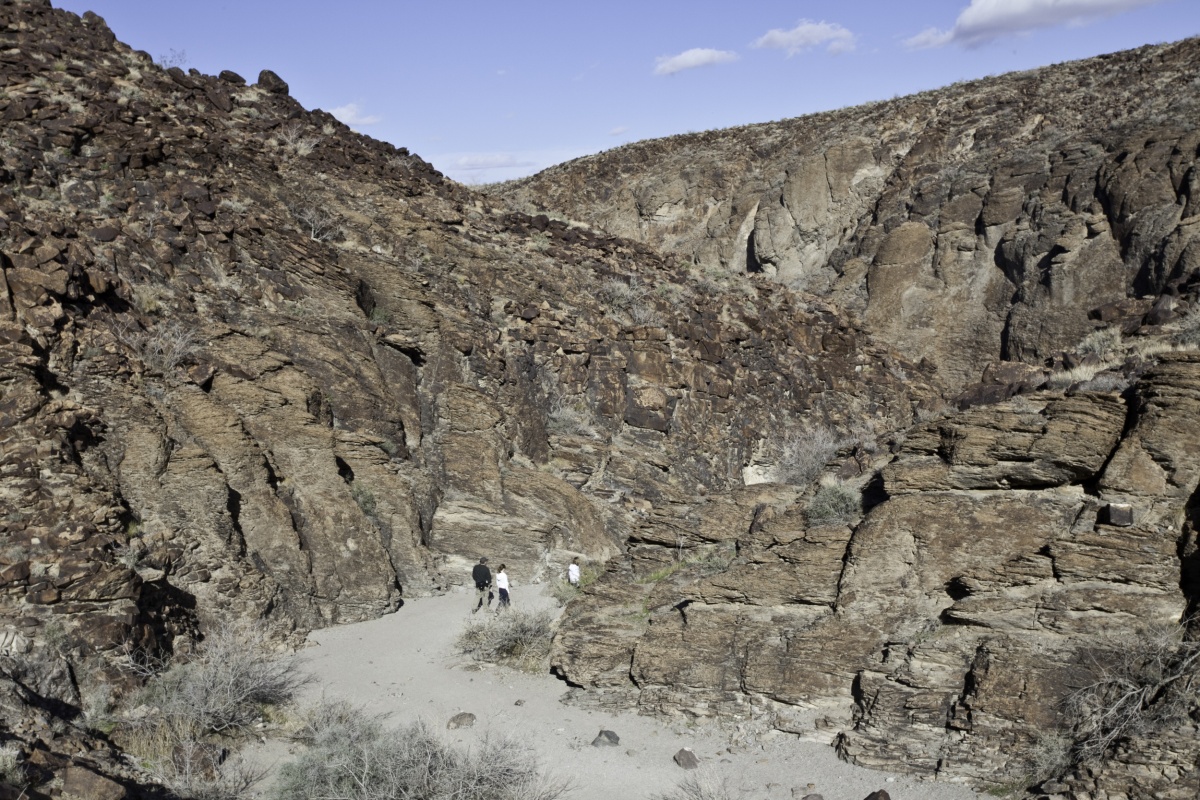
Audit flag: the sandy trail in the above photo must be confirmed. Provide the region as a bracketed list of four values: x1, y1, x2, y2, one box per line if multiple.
[270, 587, 983, 800]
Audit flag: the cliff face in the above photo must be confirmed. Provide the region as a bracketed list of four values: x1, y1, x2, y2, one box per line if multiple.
[500, 35, 1200, 798]
[498, 39, 1200, 396]
[2, 2, 1199, 797]
[0, 2, 933, 791]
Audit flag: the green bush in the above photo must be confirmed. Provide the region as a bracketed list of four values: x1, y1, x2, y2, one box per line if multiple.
[806, 481, 860, 525]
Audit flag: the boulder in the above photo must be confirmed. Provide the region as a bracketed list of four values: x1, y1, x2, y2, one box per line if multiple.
[591, 729, 620, 747]
[61, 766, 125, 800]
[446, 712, 476, 729]
[257, 69, 289, 95]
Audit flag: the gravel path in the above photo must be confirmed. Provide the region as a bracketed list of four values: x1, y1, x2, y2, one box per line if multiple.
[268, 587, 984, 800]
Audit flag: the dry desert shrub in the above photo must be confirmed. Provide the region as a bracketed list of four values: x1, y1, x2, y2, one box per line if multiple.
[119, 621, 305, 799]
[273, 700, 570, 800]
[115, 318, 200, 375]
[456, 609, 555, 671]
[1076, 326, 1123, 359]
[290, 203, 340, 241]
[1063, 621, 1200, 764]
[775, 424, 843, 486]
[277, 122, 322, 157]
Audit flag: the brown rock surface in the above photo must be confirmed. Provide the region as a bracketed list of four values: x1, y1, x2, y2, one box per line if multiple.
[1, 4, 1198, 798]
[498, 39, 1200, 394]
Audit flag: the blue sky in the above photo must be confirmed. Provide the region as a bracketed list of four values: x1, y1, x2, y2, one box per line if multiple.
[54, 1, 1200, 183]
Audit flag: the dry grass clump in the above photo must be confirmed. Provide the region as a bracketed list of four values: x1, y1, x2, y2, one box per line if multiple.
[456, 609, 555, 671]
[1045, 362, 1105, 390]
[273, 700, 570, 800]
[653, 770, 739, 800]
[0, 743, 25, 791]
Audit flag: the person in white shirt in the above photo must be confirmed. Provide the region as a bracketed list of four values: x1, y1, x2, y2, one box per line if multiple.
[495, 564, 511, 611]
[567, 557, 581, 586]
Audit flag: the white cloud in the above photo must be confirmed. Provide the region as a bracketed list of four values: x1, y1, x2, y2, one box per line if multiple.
[609, 126, 629, 137]
[330, 103, 382, 127]
[906, 0, 1164, 49]
[654, 48, 739, 76]
[903, 27, 955, 50]
[446, 153, 536, 172]
[753, 20, 856, 56]
[433, 147, 596, 184]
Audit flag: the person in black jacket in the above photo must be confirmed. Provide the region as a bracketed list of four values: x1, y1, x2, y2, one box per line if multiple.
[471, 556, 492, 613]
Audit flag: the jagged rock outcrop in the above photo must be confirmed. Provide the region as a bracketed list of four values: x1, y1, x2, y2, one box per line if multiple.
[498, 39, 1200, 395]
[552, 357, 1200, 794]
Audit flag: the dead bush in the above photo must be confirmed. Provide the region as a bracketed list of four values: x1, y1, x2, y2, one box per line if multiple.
[277, 122, 322, 158]
[291, 204, 340, 242]
[273, 700, 569, 800]
[115, 319, 200, 375]
[1064, 621, 1200, 764]
[775, 425, 842, 485]
[121, 621, 305, 798]
[653, 770, 739, 800]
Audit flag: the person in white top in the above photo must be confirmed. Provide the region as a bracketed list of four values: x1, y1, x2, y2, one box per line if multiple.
[495, 564, 511, 611]
[567, 557, 581, 586]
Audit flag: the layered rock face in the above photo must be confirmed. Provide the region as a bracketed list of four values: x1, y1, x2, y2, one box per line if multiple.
[499, 39, 1200, 394]
[1, 2, 1198, 797]
[554, 361, 1200, 794]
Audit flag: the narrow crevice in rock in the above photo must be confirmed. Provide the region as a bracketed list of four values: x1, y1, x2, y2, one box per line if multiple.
[224, 483, 246, 556]
[1177, 481, 1200, 620]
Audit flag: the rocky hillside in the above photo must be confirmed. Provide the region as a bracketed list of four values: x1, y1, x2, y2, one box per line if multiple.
[498, 39, 1200, 396]
[0, 2, 933, 795]
[0, 1, 1197, 798]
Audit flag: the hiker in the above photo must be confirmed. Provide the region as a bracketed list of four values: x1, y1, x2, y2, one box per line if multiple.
[471, 556, 492, 613]
[567, 556, 581, 586]
[495, 564, 511, 611]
